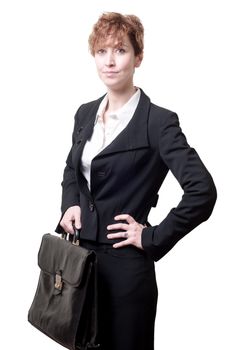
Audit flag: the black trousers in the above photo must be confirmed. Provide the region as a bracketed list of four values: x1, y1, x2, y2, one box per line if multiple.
[81, 240, 158, 350]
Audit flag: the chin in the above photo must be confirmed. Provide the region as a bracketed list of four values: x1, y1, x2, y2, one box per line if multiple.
[104, 79, 125, 89]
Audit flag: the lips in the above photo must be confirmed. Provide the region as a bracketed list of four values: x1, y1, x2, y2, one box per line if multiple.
[103, 71, 118, 74]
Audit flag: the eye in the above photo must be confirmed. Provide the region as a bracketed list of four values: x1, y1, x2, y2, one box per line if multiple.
[115, 47, 126, 54]
[96, 49, 106, 55]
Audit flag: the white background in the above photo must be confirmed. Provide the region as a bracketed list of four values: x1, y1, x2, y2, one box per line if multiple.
[0, 0, 231, 349]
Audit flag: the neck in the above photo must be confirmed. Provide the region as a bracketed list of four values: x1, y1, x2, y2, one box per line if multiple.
[106, 85, 137, 113]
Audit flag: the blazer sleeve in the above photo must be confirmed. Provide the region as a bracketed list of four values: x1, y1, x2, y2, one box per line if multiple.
[55, 107, 82, 233]
[142, 112, 217, 261]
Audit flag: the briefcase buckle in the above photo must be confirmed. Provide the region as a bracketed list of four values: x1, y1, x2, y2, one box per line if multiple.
[55, 273, 63, 291]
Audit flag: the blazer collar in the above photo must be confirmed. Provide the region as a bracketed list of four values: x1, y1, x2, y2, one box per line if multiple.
[74, 89, 151, 154]
[94, 89, 151, 158]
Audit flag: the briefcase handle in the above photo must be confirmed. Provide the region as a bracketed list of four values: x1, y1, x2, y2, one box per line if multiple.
[72, 226, 80, 246]
[61, 224, 80, 246]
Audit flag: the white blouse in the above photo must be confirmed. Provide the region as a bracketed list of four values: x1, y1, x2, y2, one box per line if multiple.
[81, 88, 141, 189]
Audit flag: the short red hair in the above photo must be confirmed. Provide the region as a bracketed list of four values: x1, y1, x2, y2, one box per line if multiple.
[88, 12, 144, 56]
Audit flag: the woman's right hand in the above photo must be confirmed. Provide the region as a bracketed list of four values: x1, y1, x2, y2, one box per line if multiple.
[60, 205, 82, 234]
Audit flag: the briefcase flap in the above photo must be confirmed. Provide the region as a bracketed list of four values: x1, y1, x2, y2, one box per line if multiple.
[38, 234, 94, 287]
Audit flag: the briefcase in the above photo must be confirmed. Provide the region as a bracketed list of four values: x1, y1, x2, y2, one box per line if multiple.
[28, 231, 100, 350]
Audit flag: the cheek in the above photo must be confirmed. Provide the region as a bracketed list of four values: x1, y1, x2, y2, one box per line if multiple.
[122, 62, 136, 75]
[94, 58, 102, 71]
[95, 64, 103, 77]
[119, 57, 136, 73]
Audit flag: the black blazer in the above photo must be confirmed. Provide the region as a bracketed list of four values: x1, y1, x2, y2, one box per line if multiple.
[56, 89, 217, 261]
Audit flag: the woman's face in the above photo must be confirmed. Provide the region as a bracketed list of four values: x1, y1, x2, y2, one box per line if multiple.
[94, 34, 142, 92]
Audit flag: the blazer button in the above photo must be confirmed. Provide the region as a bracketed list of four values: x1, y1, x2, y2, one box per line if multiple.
[76, 139, 82, 146]
[77, 127, 83, 134]
[89, 202, 94, 212]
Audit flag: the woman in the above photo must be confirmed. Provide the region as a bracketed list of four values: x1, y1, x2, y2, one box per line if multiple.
[56, 12, 217, 350]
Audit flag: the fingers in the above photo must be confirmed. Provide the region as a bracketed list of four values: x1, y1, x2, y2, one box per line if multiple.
[60, 205, 82, 234]
[113, 240, 131, 249]
[107, 214, 144, 250]
[106, 214, 134, 232]
[73, 212, 82, 230]
[107, 214, 135, 242]
[107, 231, 129, 239]
[114, 214, 135, 224]
[107, 223, 129, 231]
[107, 231, 132, 249]
[63, 220, 75, 235]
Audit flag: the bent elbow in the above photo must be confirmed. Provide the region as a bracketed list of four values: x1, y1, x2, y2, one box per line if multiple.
[201, 178, 217, 222]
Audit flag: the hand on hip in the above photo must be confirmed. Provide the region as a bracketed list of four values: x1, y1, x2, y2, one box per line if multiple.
[107, 214, 145, 250]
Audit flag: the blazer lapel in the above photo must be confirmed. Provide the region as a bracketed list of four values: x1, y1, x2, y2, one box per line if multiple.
[72, 97, 103, 199]
[94, 89, 151, 159]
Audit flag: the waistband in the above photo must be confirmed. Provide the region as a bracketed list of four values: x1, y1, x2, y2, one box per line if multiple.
[80, 239, 149, 259]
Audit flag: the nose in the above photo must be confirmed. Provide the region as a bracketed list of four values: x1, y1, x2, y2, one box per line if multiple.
[105, 51, 115, 67]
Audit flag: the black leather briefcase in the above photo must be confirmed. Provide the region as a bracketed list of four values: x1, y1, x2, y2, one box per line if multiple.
[28, 232, 100, 350]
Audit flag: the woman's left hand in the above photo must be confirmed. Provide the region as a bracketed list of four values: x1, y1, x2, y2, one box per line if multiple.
[107, 214, 145, 250]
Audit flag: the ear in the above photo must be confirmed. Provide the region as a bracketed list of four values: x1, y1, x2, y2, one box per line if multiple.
[135, 53, 143, 68]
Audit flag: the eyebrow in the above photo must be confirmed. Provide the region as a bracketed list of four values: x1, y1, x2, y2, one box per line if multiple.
[95, 39, 129, 51]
